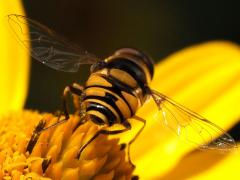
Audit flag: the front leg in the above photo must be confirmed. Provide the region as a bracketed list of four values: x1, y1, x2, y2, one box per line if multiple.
[27, 84, 85, 152]
[61, 83, 84, 120]
[70, 83, 85, 111]
[38, 83, 84, 132]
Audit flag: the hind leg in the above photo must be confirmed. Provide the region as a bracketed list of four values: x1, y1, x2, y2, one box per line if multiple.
[126, 116, 146, 167]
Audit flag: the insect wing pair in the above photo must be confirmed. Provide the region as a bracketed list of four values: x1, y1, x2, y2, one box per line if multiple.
[7, 14, 237, 152]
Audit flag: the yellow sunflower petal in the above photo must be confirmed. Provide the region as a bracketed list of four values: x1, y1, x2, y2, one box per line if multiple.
[0, 1, 29, 114]
[161, 147, 240, 179]
[120, 41, 240, 179]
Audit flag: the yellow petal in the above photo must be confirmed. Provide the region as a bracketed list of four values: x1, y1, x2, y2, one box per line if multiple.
[121, 41, 240, 179]
[160, 147, 240, 179]
[0, 1, 29, 114]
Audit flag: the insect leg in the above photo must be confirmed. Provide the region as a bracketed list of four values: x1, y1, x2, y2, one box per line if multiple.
[127, 116, 146, 167]
[71, 83, 84, 111]
[40, 84, 84, 132]
[76, 121, 131, 159]
[60, 83, 84, 120]
[26, 120, 46, 153]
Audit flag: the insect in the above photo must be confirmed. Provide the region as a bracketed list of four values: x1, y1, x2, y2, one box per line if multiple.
[8, 14, 237, 166]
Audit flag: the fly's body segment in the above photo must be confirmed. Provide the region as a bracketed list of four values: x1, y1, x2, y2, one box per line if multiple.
[84, 48, 153, 127]
[8, 14, 237, 166]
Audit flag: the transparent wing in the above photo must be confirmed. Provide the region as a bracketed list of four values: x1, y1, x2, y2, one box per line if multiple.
[7, 14, 99, 72]
[150, 89, 237, 151]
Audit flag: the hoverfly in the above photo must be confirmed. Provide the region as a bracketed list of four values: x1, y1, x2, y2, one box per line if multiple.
[7, 14, 237, 166]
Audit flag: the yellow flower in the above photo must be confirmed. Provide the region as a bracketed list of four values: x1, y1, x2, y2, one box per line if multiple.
[1, 40, 239, 179]
[0, 111, 135, 179]
[0, 1, 29, 114]
[127, 41, 240, 179]
[0, 2, 239, 177]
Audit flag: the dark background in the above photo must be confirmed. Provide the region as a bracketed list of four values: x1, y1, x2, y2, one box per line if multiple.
[22, 0, 240, 138]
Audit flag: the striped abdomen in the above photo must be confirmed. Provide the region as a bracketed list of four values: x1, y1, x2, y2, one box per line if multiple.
[83, 48, 154, 126]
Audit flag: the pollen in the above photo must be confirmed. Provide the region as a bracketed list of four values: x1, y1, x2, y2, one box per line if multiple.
[0, 111, 135, 179]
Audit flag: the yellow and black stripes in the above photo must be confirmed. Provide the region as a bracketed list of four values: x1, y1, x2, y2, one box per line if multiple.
[106, 58, 147, 90]
[83, 77, 136, 125]
[113, 48, 154, 80]
[86, 101, 117, 125]
[84, 48, 154, 127]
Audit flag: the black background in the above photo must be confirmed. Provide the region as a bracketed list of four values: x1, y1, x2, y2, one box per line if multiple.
[22, 0, 240, 139]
